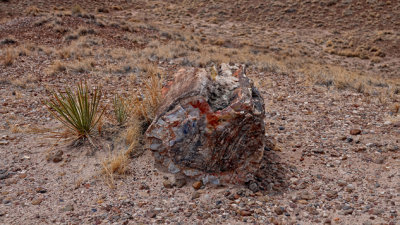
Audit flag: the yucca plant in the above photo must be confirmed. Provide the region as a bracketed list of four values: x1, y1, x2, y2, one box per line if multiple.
[45, 82, 105, 139]
[113, 94, 127, 125]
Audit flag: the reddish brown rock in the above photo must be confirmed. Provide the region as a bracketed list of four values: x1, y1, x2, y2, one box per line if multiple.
[350, 129, 362, 135]
[146, 64, 265, 184]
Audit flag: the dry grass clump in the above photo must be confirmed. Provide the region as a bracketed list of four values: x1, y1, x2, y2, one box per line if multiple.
[71, 5, 84, 16]
[46, 60, 66, 76]
[302, 64, 394, 95]
[2, 48, 17, 66]
[101, 73, 162, 188]
[25, 6, 41, 16]
[101, 149, 129, 188]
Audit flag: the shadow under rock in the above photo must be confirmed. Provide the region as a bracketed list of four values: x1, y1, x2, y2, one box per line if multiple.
[249, 141, 296, 195]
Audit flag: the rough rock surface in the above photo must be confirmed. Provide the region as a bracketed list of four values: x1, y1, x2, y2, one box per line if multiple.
[146, 64, 266, 184]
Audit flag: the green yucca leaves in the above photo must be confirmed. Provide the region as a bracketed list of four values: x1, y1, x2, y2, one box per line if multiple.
[45, 82, 105, 138]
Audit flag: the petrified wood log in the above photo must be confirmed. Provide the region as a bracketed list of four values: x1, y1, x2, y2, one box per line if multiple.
[145, 64, 265, 184]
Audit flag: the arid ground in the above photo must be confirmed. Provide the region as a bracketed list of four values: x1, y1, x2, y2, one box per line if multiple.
[0, 0, 399, 224]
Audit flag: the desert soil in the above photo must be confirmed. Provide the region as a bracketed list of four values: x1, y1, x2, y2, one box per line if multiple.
[0, 0, 399, 224]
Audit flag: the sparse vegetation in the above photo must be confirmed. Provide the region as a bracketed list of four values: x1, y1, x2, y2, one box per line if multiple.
[44, 82, 105, 139]
[101, 149, 129, 188]
[2, 48, 17, 66]
[113, 94, 128, 125]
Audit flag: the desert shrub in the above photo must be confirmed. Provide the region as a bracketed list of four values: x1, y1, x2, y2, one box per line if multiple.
[44, 82, 105, 138]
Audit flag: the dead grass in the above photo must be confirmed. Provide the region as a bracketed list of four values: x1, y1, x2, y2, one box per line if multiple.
[100, 72, 162, 188]
[46, 60, 66, 75]
[2, 48, 17, 66]
[101, 149, 130, 188]
[25, 6, 41, 16]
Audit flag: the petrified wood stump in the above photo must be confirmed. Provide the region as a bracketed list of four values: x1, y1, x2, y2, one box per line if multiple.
[145, 64, 265, 184]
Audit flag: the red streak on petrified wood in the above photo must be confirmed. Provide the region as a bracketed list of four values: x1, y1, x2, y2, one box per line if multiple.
[190, 100, 220, 128]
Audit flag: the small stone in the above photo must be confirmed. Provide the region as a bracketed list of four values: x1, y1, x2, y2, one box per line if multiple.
[274, 207, 285, 215]
[31, 198, 43, 205]
[0, 140, 9, 145]
[343, 208, 354, 215]
[47, 150, 63, 163]
[313, 149, 325, 154]
[345, 184, 355, 193]
[192, 181, 202, 190]
[326, 191, 338, 199]
[346, 137, 353, 143]
[298, 199, 308, 204]
[139, 183, 150, 190]
[0, 173, 9, 180]
[60, 204, 74, 212]
[374, 156, 386, 164]
[240, 210, 252, 216]
[173, 178, 187, 188]
[146, 210, 157, 218]
[337, 180, 347, 187]
[36, 187, 47, 193]
[191, 191, 201, 200]
[350, 129, 362, 135]
[248, 182, 259, 192]
[163, 180, 173, 189]
[299, 191, 315, 200]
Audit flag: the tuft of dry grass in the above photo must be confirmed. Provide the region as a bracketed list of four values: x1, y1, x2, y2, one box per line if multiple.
[2, 48, 17, 66]
[46, 60, 66, 76]
[71, 5, 84, 15]
[25, 5, 40, 16]
[100, 72, 162, 188]
[101, 149, 130, 188]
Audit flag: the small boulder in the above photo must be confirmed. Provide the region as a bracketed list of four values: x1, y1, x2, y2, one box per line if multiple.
[146, 64, 265, 184]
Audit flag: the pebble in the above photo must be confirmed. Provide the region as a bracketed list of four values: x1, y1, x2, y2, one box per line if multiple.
[326, 191, 338, 199]
[60, 204, 74, 212]
[345, 184, 355, 193]
[163, 180, 173, 189]
[350, 129, 362, 135]
[0, 140, 9, 145]
[274, 207, 285, 215]
[173, 178, 187, 188]
[191, 191, 201, 199]
[192, 181, 202, 190]
[240, 210, 252, 216]
[47, 150, 63, 163]
[337, 180, 347, 186]
[313, 149, 325, 154]
[31, 198, 43, 205]
[146, 210, 157, 218]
